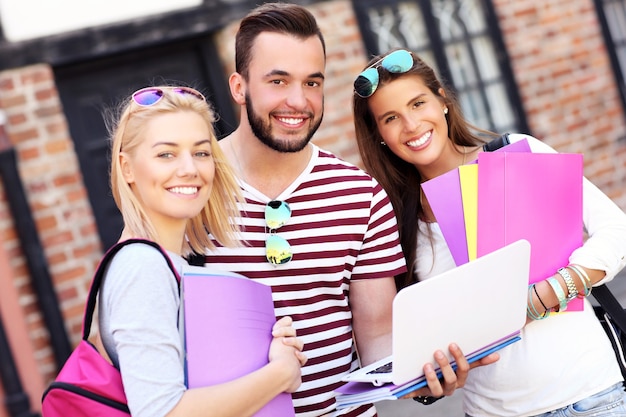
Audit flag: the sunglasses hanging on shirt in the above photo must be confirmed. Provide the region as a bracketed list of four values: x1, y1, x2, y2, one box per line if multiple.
[265, 200, 293, 265]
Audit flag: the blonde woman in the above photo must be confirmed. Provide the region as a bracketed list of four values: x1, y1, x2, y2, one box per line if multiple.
[99, 86, 306, 417]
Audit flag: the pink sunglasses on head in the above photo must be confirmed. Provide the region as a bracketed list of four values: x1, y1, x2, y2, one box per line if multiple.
[131, 86, 206, 106]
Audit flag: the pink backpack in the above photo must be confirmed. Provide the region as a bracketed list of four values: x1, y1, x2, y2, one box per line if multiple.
[41, 239, 179, 416]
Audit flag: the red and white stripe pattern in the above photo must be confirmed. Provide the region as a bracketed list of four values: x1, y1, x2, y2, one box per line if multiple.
[204, 147, 405, 416]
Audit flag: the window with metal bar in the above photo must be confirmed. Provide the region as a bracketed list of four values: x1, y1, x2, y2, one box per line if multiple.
[352, 0, 528, 135]
[594, 0, 626, 113]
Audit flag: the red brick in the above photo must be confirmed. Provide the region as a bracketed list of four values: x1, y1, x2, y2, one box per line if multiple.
[52, 172, 79, 187]
[35, 215, 57, 232]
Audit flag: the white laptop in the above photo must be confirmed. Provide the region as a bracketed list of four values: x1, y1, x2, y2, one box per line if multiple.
[342, 239, 530, 387]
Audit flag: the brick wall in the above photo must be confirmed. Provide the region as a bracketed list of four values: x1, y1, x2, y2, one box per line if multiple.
[492, 0, 626, 208]
[0, 64, 102, 385]
[0, 0, 625, 406]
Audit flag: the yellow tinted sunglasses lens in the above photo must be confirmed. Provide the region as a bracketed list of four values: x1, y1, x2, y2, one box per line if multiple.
[266, 235, 293, 265]
[265, 200, 292, 265]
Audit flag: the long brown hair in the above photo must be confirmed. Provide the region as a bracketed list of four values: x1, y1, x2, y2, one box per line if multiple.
[353, 50, 493, 289]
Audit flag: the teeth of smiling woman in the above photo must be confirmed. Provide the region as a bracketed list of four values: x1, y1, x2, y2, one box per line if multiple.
[278, 117, 304, 125]
[406, 131, 431, 147]
[169, 187, 198, 195]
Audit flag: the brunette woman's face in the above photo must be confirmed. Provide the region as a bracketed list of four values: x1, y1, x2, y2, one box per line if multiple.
[367, 75, 454, 178]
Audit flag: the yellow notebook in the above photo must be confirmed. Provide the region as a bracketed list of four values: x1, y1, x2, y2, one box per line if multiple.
[459, 164, 478, 261]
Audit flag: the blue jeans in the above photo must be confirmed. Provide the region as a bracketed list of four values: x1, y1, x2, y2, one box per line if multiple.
[466, 383, 626, 417]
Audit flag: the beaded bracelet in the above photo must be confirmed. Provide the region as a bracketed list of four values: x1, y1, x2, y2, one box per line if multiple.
[568, 264, 592, 297]
[557, 267, 578, 302]
[527, 284, 549, 320]
[547, 276, 568, 312]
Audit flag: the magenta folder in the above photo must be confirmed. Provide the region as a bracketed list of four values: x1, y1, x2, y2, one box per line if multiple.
[476, 152, 584, 310]
[182, 266, 295, 416]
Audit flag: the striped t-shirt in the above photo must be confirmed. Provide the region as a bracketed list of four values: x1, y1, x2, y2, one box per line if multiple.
[204, 145, 406, 417]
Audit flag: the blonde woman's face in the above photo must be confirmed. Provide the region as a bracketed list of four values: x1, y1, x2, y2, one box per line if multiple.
[120, 110, 215, 233]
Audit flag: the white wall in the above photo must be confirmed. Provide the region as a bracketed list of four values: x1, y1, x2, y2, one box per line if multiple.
[0, 0, 202, 42]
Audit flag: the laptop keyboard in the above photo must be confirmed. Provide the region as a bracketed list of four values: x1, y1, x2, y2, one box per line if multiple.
[366, 362, 393, 374]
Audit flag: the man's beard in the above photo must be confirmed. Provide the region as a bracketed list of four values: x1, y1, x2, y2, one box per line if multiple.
[245, 93, 323, 153]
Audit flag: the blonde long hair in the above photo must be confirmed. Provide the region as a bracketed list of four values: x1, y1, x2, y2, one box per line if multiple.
[107, 86, 242, 255]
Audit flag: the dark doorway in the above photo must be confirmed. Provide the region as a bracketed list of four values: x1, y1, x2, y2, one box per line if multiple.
[55, 36, 236, 251]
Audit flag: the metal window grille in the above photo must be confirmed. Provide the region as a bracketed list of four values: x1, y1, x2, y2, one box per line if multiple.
[352, 0, 528, 135]
[594, 0, 626, 113]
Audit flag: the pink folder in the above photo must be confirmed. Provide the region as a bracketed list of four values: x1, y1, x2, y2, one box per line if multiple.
[182, 267, 295, 416]
[476, 152, 584, 310]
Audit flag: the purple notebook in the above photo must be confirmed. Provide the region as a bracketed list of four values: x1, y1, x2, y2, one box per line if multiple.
[422, 168, 469, 265]
[182, 266, 295, 416]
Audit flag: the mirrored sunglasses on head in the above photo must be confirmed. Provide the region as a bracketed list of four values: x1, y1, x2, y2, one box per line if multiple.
[265, 200, 293, 265]
[353, 49, 414, 98]
[131, 86, 206, 106]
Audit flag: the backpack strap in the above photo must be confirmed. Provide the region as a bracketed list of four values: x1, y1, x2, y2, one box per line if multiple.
[81, 238, 181, 341]
[482, 133, 511, 152]
[593, 284, 626, 333]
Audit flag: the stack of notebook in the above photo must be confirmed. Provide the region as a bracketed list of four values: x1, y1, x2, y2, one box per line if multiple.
[422, 138, 584, 310]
